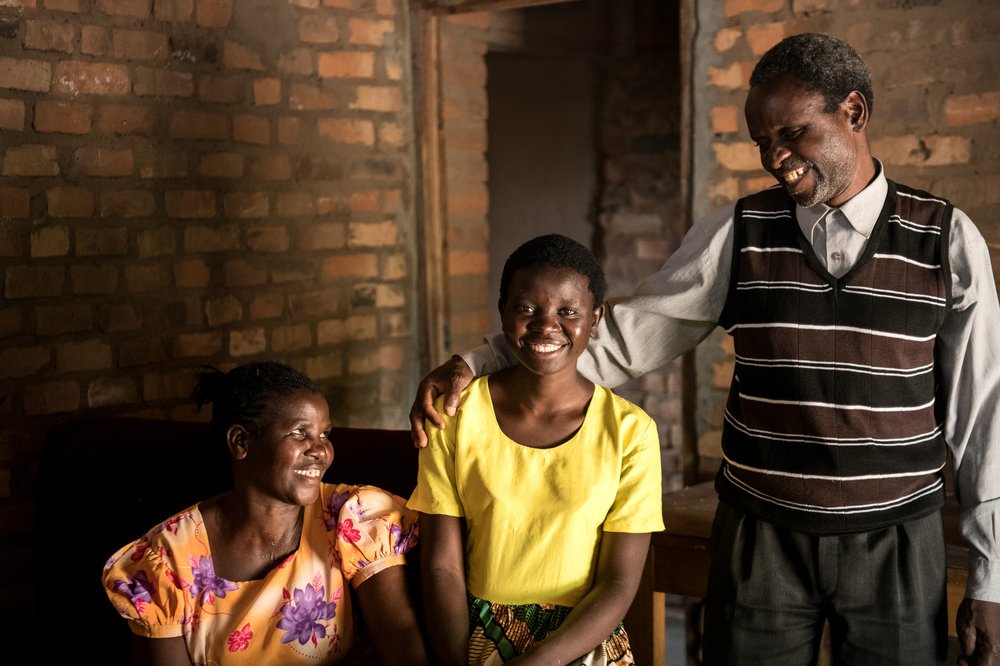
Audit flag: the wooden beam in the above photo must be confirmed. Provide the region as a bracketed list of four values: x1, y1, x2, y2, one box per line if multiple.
[422, 0, 578, 16]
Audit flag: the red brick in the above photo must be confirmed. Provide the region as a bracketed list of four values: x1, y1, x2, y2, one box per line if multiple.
[98, 304, 141, 333]
[113, 28, 168, 60]
[945, 91, 1000, 126]
[223, 40, 264, 70]
[3, 144, 59, 176]
[349, 221, 397, 247]
[348, 191, 378, 212]
[24, 380, 79, 415]
[746, 21, 786, 56]
[200, 152, 244, 178]
[154, 0, 192, 21]
[322, 253, 377, 279]
[196, 74, 244, 103]
[97, 104, 154, 134]
[873, 134, 972, 166]
[0, 308, 23, 338]
[136, 144, 187, 178]
[75, 227, 128, 256]
[250, 155, 291, 181]
[34, 100, 92, 134]
[713, 141, 760, 171]
[233, 114, 269, 144]
[70, 263, 119, 294]
[714, 27, 742, 53]
[707, 61, 754, 89]
[166, 190, 216, 219]
[45, 0, 82, 10]
[272, 323, 311, 352]
[376, 0, 395, 14]
[53, 62, 130, 96]
[169, 110, 227, 139]
[173, 331, 223, 357]
[317, 314, 376, 344]
[277, 116, 302, 145]
[24, 20, 74, 53]
[0, 228, 23, 256]
[289, 83, 336, 111]
[173, 258, 210, 287]
[277, 192, 314, 217]
[385, 57, 402, 81]
[0, 57, 50, 92]
[348, 18, 394, 46]
[924, 136, 972, 166]
[378, 121, 404, 147]
[0, 187, 29, 218]
[299, 14, 339, 43]
[743, 175, 776, 195]
[724, 0, 782, 16]
[278, 48, 314, 76]
[380, 253, 406, 280]
[136, 226, 176, 257]
[87, 376, 139, 408]
[351, 85, 401, 112]
[448, 186, 487, 216]
[36, 303, 93, 335]
[711, 105, 740, 134]
[118, 336, 165, 367]
[317, 117, 374, 145]
[125, 263, 171, 292]
[184, 224, 239, 252]
[5, 265, 64, 298]
[273, 266, 310, 285]
[196, 0, 231, 27]
[0, 99, 24, 131]
[57, 338, 112, 372]
[225, 258, 267, 287]
[134, 67, 194, 97]
[249, 291, 283, 319]
[229, 327, 266, 357]
[204, 294, 242, 325]
[143, 369, 198, 401]
[305, 351, 341, 379]
[298, 223, 346, 251]
[81, 25, 111, 56]
[224, 191, 269, 218]
[448, 250, 487, 276]
[96, 0, 149, 17]
[445, 11, 489, 28]
[30, 226, 69, 257]
[247, 226, 288, 253]
[318, 51, 375, 78]
[100, 190, 156, 218]
[47, 187, 93, 217]
[74, 147, 133, 177]
[253, 77, 280, 105]
[348, 344, 402, 374]
[0, 346, 50, 379]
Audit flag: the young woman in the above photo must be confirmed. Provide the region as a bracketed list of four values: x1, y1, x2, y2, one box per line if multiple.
[103, 362, 429, 666]
[409, 235, 664, 665]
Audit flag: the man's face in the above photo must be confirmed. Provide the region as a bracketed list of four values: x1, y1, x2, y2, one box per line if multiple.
[745, 74, 867, 208]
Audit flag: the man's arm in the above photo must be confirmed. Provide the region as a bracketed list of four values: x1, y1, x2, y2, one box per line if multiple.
[936, 209, 1000, 663]
[419, 513, 469, 666]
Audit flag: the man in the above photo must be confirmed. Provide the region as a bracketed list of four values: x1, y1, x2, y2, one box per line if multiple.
[411, 34, 1000, 664]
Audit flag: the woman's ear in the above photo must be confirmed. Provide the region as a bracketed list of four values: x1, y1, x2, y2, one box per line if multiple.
[590, 305, 605, 338]
[227, 425, 250, 460]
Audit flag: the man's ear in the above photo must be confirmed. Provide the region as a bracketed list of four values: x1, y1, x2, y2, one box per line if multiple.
[227, 424, 250, 460]
[590, 304, 605, 338]
[845, 90, 869, 132]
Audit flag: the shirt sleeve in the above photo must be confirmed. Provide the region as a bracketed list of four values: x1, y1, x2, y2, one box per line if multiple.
[936, 207, 1000, 603]
[471, 205, 735, 387]
[406, 403, 464, 518]
[337, 486, 420, 589]
[102, 535, 186, 638]
[603, 409, 665, 533]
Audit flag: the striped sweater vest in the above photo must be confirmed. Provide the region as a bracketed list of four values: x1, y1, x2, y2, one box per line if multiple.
[716, 181, 954, 534]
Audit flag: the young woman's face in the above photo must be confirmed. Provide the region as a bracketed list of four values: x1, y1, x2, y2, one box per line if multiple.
[239, 390, 333, 506]
[501, 266, 603, 379]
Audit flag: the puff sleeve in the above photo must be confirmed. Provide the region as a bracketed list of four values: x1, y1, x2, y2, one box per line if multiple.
[335, 486, 419, 589]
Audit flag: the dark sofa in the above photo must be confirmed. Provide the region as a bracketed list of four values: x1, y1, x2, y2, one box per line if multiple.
[35, 417, 418, 663]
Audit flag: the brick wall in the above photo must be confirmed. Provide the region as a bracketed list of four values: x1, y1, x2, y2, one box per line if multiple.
[690, 0, 1000, 462]
[0, 0, 417, 618]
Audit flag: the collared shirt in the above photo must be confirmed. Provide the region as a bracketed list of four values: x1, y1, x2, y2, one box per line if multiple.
[464, 161, 1000, 602]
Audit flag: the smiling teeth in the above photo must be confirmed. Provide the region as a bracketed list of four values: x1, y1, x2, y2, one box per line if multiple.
[294, 469, 321, 478]
[528, 343, 561, 353]
[782, 167, 807, 184]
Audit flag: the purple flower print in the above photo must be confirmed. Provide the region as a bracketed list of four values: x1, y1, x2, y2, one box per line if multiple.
[324, 490, 352, 531]
[112, 569, 155, 613]
[188, 555, 238, 606]
[390, 523, 417, 555]
[277, 584, 337, 645]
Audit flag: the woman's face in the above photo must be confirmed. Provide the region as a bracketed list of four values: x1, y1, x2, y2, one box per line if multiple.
[237, 390, 333, 507]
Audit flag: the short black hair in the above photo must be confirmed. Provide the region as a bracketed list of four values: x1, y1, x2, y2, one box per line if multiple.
[192, 362, 320, 440]
[750, 33, 873, 114]
[498, 234, 606, 310]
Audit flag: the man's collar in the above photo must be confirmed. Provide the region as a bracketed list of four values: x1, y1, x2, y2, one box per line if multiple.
[796, 159, 887, 239]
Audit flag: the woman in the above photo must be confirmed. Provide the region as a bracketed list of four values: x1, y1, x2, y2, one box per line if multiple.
[103, 362, 429, 665]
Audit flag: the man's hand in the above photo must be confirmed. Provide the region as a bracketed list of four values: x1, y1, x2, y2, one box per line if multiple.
[409, 355, 474, 447]
[958, 598, 1000, 665]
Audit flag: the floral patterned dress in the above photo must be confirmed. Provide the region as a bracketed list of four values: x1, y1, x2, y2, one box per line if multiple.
[103, 483, 418, 665]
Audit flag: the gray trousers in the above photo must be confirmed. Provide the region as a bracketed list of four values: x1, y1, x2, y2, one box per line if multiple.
[702, 501, 948, 666]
